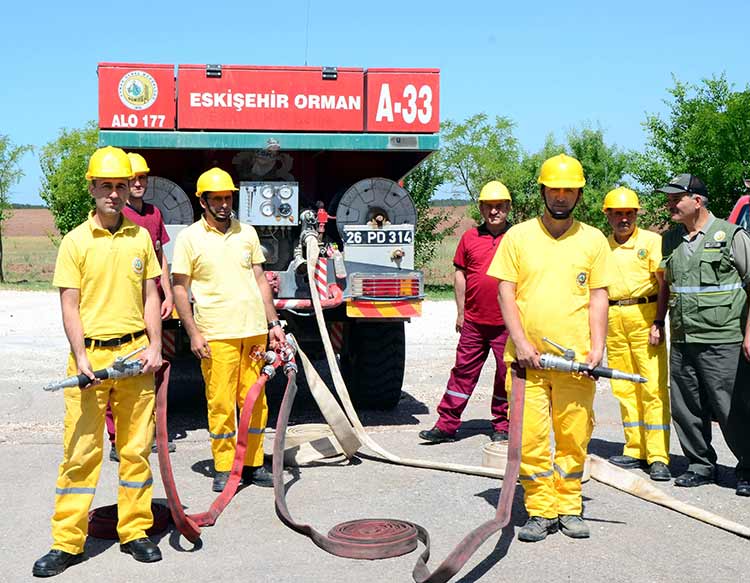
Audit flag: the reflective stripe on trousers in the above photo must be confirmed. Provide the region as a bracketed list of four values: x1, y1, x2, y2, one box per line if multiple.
[607, 302, 670, 464]
[201, 335, 267, 472]
[507, 368, 594, 518]
[51, 335, 155, 554]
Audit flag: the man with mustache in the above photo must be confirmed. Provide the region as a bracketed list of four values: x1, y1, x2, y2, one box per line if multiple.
[172, 168, 286, 493]
[419, 181, 512, 445]
[489, 154, 612, 542]
[657, 174, 750, 496]
[603, 187, 670, 481]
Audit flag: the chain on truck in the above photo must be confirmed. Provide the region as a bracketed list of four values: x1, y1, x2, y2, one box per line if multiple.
[97, 62, 440, 409]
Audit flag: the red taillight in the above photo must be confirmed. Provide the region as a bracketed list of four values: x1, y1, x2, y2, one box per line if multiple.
[361, 278, 420, 297]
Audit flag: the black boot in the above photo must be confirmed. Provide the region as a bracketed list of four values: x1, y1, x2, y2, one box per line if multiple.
[120, 538, 162, 563]
[244, 465, 274, 487]
[32, 549, 84, 577]
[212, 470, 231, 492]
[418, 427, 455, 444]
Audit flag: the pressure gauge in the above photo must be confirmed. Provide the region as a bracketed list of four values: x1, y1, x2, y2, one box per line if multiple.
[260, 202, 274, 217]
[278, 185, 293, 200]
[278, 203, 293, 217]
[260, 185, 274, 199]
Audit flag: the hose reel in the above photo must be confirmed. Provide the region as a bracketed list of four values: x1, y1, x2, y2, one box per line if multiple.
[334, 177, 417, 237]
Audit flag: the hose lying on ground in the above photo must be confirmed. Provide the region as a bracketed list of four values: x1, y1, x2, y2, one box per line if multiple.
[273, 348, 527, 583]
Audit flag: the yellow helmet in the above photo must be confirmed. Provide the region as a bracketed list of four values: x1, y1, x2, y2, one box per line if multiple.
[127, 152, 150, 175]
[478, 180, 512, 202]
[537, 154, 586, 189]
[85, 146, 133, 181]
[196, 167, 238, 197]
[602, 187, 640, 211]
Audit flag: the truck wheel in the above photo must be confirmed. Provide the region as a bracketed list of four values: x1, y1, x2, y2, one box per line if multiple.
[343, 321, 405, 410]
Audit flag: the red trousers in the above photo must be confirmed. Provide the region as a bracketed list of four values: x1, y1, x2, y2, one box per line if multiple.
[435, 319, 509, 435]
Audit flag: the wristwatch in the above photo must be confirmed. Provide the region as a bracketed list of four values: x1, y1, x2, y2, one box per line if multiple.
[268, 319, 282, 330]
[653, 319, 665, 327]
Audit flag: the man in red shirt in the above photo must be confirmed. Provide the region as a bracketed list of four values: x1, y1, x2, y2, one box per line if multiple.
[107, 153, 175, 461]
[419, 181, 512, 443]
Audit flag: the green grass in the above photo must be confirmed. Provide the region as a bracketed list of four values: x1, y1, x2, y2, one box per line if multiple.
[0, 236, 57, 290]
[421, 234, 461, 300]
[424, 284, 455, 301]
[422, 235, 460, 286]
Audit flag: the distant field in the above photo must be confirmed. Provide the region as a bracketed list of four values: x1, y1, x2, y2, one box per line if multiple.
[3, 208, 58, 237]
[0, 209, 57, 288]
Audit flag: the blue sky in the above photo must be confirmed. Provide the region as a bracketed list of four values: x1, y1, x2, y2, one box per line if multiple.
[3, 0, 748, 204]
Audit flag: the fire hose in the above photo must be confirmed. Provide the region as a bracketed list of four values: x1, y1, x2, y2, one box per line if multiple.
[154, 350, 288, 543]
[261, 237, 533, 582]
[273, 345, 527, 582]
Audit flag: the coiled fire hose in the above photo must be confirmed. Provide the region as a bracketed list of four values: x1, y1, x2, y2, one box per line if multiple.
[273, 342, 526, 582]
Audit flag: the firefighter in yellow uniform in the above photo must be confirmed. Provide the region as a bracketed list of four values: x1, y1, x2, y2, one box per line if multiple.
[489, 154, 612, 542]
[172, 168, 286, 493]
[33, 147, 163, 578]
[603, 187, 671, 481]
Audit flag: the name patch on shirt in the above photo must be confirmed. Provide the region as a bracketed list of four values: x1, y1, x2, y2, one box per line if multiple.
[704, 241, 726, 249]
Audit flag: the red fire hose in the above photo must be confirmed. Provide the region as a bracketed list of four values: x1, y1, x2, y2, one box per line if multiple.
[272, 362, 526, 583]
[156, 355, 282, 543]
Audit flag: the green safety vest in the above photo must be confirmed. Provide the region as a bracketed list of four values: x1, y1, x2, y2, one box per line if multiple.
[663, 217, 746, 343]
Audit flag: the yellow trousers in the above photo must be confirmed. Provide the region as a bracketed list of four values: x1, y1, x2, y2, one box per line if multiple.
[607, 303, 670, 464]
[51, 334, 155, 554]
[201, 336, 267, 472]
[508, 368, 594, 518]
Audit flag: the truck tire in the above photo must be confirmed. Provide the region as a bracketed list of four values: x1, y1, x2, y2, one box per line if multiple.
[343, 321, 405, 410]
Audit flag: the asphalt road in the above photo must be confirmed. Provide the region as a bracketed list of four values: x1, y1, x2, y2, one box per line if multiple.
[0, 291, 747, 582]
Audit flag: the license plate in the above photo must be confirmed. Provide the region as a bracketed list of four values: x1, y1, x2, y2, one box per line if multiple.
[343, 228, 414, 245]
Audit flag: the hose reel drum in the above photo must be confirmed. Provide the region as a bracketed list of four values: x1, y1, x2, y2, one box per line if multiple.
[334, 178, 417, 237]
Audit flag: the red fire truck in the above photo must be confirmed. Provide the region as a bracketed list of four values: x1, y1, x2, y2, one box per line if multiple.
[97, 63, 440, 409]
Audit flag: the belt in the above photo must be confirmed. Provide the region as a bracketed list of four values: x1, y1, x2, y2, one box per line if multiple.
[609, 294, 658, 307]
[84, 329, 146, 348]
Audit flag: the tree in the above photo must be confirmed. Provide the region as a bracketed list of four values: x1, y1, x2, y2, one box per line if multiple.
[0, 135, 32, 282]
[438, 115, 632, 231]
[39, 121, 99, 235]
[403, 156, 458, 267]
[631, 75, 750, 221]
[439, 114, 524, 201]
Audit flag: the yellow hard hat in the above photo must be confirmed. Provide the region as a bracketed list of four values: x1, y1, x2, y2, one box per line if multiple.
[196, 167, 238, 197]
[602, 187, 640, 211]
[127, 152, 150, 175]
[537, 154, 586, 189]
[85, 146, 133, 181]
[478, 180, 512, 202]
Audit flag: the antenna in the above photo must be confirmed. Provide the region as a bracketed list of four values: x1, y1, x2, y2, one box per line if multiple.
[304, 0, 311, 66]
